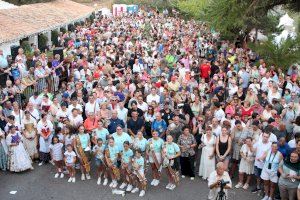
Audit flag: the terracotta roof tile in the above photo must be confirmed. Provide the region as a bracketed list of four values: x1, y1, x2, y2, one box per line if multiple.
[0, 0, 94, 44]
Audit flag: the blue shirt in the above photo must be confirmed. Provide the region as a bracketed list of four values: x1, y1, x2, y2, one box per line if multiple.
[78, 133, 90, 149]
[112, 132, 132, 151]
[278, 143, 292, 158]
[240, 71, 250, 89]
[134, 156, 145, 170]
[93, 128, 109, 143]
[108, 118, 125, 134]
[165, 142, 180, 157]
[147, 138, 164, 153]
[121, 148, 133, 164]
[151, 119, 167, 136]
[108, 145, 120, 162]
[134, 138, 147, 152]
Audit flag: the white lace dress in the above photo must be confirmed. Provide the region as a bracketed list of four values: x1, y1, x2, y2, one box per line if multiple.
[199, 134, 216, 179]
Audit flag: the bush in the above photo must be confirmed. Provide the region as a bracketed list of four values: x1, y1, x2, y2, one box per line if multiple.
[38, 34, 48, 52]
[51, 30, 59, 47]
[74, 22, 80, 27]
[80, 21, 85, 26]
[60, 27, 67, 34]
[89, 12, 95, 22]
[20, 40, 32, 56]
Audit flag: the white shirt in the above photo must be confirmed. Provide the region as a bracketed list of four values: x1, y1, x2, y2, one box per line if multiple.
[137, 101, 148, 112]
[214, 109, 225, 121]
[146, 94, 160, 104]
[288, 139, 296, 148]
[68, 114, 83, 127]
[117, 107, 128, 124]
[208, 171, 232, 200]
[67, 104, 83, 115]
[29, 96, 42, 108]
[261, 77, 272, 91]
[211, 125, 222, 137]
[254, 141, 272, 168]
[64, 151, 76, 164]
[85, 101, 100, 115]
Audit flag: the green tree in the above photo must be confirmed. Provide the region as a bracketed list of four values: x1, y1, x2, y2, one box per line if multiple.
[175, 0, 208, 20]
[250, 36, 300, 71]
[5, 0, 54, 5]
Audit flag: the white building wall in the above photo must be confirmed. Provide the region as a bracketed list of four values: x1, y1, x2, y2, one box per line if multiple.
[0, 40, 20, 57]
[28, 35, 38, 46]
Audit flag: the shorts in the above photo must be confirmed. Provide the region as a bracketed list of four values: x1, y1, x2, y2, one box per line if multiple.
[95, 158, 103, 167]
[260, 167, 278, 183]
[148, 152, 162, 164]
[254, 166, 262, 177]
[216, 155, 231, 163]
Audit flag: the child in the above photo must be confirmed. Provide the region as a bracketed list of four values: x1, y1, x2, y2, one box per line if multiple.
[119, 141, 134, 191]
[92, 138, 108, 185]
[131, 149, 146, 197]
[55, 127, 64, 143]
[64, 144, 76, 183]
[49, 136, 64, 178]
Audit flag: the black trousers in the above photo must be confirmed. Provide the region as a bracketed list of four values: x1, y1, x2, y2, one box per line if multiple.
[180, 155, 195, 177]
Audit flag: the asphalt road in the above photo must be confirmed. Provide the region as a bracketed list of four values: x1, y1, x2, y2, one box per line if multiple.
[0, 163, 263, 200]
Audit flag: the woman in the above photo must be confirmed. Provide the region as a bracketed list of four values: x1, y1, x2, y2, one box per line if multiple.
[245, 89, 258, 106]
[241, 101, 253, 122]
[37, 113, 54, 166]
[132, 131, 147, 154]
[215, 126, 232, 170]
[278, 151, 300, 200]
[177, 126, 197, 180]
[191, 95, 202, 117]
[0, 128, 7, 171]
[199, 126, 216, 180]
[162, 135, 181, 190]
[34, 62, 48, 94]
[92, 120, 109, 145]
[74, 125, 91, 181]
[99, 102, 111, 120]
[144, 106, 155, 138]
[6, 125, 33, 172]
[22, 111, 38, 160]
[225, 100, 236, 116]
[235, 137, 255, 189]
[260, 142, 283, 200]
[147, 131, 164, 187]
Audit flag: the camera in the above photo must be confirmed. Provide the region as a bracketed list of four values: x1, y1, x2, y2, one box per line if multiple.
[219, 179, 229, 189]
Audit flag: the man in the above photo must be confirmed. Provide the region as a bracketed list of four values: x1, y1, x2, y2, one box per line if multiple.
[108, 110, 125, 134]
[83, 112, 99, 133]
[137, 95, 148, 113]
[251, 132, 272, 193]
[117, 101, 128, 125]
[85, 95, 100, 117]
[200, 60, 211, 83]
[127, 111, 145, 136]
[151, 112, 167, 138]
[128, 101, 143, 118]
[67, 97, 83, 115]
[208, 162, 232, 200]
[167, 115, 184, 143]
[146, 87, 160, 105]
[29, 92, 42, 109]
[214, 102, 225, 121]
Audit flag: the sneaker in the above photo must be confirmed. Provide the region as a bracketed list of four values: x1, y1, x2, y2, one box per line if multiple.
[97, 177, 101, 185]
[68, 177, 72, 182]
[190, 177, 194, 181]
[169, 184, 176, 190]
[81, 174, 85, 181]
[131, 187, 139, 193]
[119, 182, 127, 189]
[126, 184, 133, 192]
[112, 180, 118, 188]
[166, 183, 172, 189]
[86, 174, 91, 180]
[181, 175, 185, 178]
[153, 179, 160, 186]
[60, 173, 64, 178]
[72, 177, 76, 183]
[242, 183, 249, 190]
[261, 196, 269, 200]
[139, 190, 145, 197]
[150, 179, 156, 186]
[38, 162, 43, 166]
[103, 178, 108, 186]
[251, 187, 261, 193]
[54, 173, 59, 178]
[109, 181, 114, 187]
[235, 182, 243, 189]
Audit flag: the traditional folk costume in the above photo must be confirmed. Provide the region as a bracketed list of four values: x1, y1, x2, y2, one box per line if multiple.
[37, 119, 54, 163]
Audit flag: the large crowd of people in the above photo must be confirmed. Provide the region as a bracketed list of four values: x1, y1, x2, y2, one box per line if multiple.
[0, 8, 299, 200]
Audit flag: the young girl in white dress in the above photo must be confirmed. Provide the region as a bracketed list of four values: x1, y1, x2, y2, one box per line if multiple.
[6, 125, 33, 172]
[199, 126, 216, 180]
[235, 137, 255, 189]
[64, 144, 76, 183]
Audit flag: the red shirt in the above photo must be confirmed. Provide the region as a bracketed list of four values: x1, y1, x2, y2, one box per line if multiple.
[200, 64, 211, 78]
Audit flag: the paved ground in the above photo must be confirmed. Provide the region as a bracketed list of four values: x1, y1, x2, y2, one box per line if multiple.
[0, 163, 263, 200]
